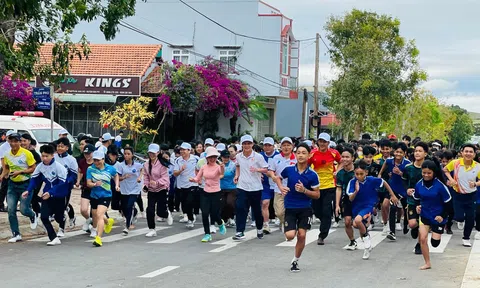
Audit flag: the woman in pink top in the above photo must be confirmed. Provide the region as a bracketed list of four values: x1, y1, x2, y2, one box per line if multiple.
[190, 147, 227, 242]
[144, 144, 172, 238]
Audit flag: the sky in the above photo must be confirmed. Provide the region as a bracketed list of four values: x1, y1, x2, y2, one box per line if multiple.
[270, 0, 480, 112]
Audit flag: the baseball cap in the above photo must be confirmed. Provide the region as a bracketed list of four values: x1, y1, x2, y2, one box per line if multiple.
[58, 129, 68, 135]
[280, 137, 293, 145]
[92, 150, 105, 160]
[8, 133, 21, 141]
[432, 142, 441, 147]
[5, 130, 15, 137]
[235, 144, 241, 151]
[148, 143, 160, 153]
[216, 143, 226, 152]
[388, 134, 397, 140]
[263, 137, 274, 146]
[220, 149, 230, 158]
[205, 147, 220, 158]
[102, 133, 112, 141]
[180, 142, 192, 150]
[204, 138, 214, 146]
[95, 141, 101, 148]
[83, 144, 95, 154]
[318, 132, 331, 142]
[304, 140, 313, 148]
[240, 135, 254, 144]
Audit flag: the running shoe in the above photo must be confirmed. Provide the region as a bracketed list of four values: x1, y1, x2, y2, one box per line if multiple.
[232, 232, 246, 240]
[104, 218, 114, 234]
[332, 221, 340, 228]
[210, 225, 217, 234]
[69, 216, 76, 228]
[89, 227, 97, 238]
[345, 240, 357, 251]
[47, 237, 61, 246]
[363, 234, 371, 249]
[219, 221, 227, 235]
[395, 223, 402, 231]
[93, 236, 102, 247]
[82, 218, 92, 232]
[257, 230, 264, 239]
[263, 223, 271, 234]
[463, 239, 472, 247]
[290, 261, 300, 273]
[387, 232, 396, 241]
[57, 228, 65, 238]
[317, 237, 325, 245]
[141, 211, 146, 218]
[229, 218, 236, 227]
[167, 211, 173, 226]
[122, 228, 129, 236]
[275, 218, 281, 226]
[7, 234, 22, 243]
[362, 247, 372, 260]
[475, 232, 480, 240]
[157, 217, 166, 222]
[382, 223, 389, 235]
[414, 243, 422, 255]
[179, 214, 188, 223]
[250, 221, 256, 227]
[145, 229, 157, 237]
[186, 220, 194, 229]
[30, 213, 38, 230]
[458, 222, 465, 230]
[201, 234, 212, 242]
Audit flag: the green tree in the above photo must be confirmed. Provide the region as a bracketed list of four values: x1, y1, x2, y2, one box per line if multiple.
[448, 105, 475, 148]
[324, 9, 427, 139]
[0, 0, 137, 80]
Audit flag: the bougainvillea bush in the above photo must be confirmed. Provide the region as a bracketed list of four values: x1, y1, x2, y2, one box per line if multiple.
[0, 75, 34, 111]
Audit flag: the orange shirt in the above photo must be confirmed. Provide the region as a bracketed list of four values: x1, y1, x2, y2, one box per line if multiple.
[309, 148, 341, 190]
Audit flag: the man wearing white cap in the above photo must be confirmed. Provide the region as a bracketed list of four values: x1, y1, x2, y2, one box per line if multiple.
[97, 133, 112, 155]
[309, 132, 341, 245]
[267, 137, 297, 233]
[58, 129, 68, 138]
[232, 135, 269, 240]
[260, 137, 279, 232]
[200, 138, 215, 159]
[216, 143, 226, 152]
[173, 142, 199, 228]
[0, 130, 14, 211]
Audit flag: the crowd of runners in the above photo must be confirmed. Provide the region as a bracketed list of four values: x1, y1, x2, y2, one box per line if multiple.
[0, 129, 480, 273]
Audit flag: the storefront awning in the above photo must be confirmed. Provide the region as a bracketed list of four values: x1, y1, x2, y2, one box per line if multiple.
[54, 94, 118, 103]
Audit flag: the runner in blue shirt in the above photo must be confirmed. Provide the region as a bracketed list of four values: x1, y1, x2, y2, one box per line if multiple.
[410, 160, 452, 270]
[86, 150, 119, 247]
[348, 160, 398, 260]
[275, 143, 319, 273]
[260, 137, 279, 230]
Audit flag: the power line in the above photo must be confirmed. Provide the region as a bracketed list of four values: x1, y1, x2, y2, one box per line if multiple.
[178, 0, 315, 43]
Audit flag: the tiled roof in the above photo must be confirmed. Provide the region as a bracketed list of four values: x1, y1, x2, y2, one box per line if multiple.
[141, 65, 164, 94]
[38, 44, 162, 77]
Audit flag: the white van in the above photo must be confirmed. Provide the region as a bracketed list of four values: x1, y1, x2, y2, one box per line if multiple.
[0, 112, 74, 145]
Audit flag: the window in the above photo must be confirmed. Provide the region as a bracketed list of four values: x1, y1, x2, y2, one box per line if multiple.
[282, 41, 289, 75]
[172, 49, 189, 64]
[219, 50, 237, 72]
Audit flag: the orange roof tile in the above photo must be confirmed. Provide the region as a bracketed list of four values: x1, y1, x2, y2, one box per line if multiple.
[141, 65, 164, 94]
[38, 43, 162, 77]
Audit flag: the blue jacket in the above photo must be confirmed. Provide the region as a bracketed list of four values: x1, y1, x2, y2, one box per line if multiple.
[27, 159, 68, 198]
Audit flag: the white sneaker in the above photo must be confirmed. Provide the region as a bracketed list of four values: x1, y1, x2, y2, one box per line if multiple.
[314, 216, 321, 223]
[475, 232, 480, 240]
[30, 213, 38, 230]
[395, 223, 402, 231]
[458, 222, 465, 230]
[141, 211, 146, 218]
[89, 228, 97, 238]
[362, 247, 372, 260]
[179, 214, 188, 223]
[145, 229, 157, 237]
[167, 211, 173, 226]
[47, 237, 61, 246]
[82, 218, 92, 231]
[157, 217, 166, 222]
[274, 218, 281, 226]
[7, 234, 22, 243]
[382, 223, 389, 235]
[332, 222, 340, 228]
[186, 220, 194, 228]
[373, 214, 380, 224]
[210, 225, 217, 234]
[122, 228, 129, 236]
[228, 218, 236, 227]
[363, 234, 372, 249]
[69, 216, 76, 228]
[57, 228, 65, 238]
[463, 239, 472, 247]
[250, 221, 256, 227]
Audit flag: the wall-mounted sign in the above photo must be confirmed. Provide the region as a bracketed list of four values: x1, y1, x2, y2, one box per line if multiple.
[35, 75, 141, 96]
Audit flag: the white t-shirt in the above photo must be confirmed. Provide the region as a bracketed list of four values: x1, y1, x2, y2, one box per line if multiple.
[0, 142, 11, 159]
[269, 154, 297, 193]
[173, 155, 199, 189]
[236, 151, 268, 191]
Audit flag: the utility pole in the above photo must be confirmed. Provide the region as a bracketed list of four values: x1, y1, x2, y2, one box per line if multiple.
[300, 88, 307, 138]
[313, 33, 320, 138]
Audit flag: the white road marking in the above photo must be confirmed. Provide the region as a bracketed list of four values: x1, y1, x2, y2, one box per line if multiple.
[138, 266, 180, 278]
[461, 238, 480, 288]
[429, 233, 452, 253]
[210, 228, 279, 253]
[85, 227, 169, 243]
[342, 231, 386, 250]
[277, 229, 336, 247]
[30, 230, 87, 242]
[148, 228, 204, 244]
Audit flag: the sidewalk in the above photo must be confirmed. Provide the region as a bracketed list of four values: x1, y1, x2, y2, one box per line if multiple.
[0, 188, 136, 240]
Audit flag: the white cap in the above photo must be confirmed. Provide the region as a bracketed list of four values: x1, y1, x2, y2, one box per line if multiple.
[5, 130, 15, 137]
[280, 137, 293, 145]
[318, 132, 331, 142]
[102, 133, 112, 141]
[205, 146, 220, 158]
[95, 142, 102, 148]
[204, 138, 214, 146]
[329, 141, 337, 148]
[148, 143, 160, 153]
[240, 134, 254, 144]
[235, 144, 241, 151]
[180, 142, 192, 150]
[432, 142, 441, 147]
[216, 143, 226, 151]
[58, 129, 68, 135]
[304, 140, 313, 148]
[263, 137, 274, 146]
[86, 134, 92, 137]
[92, 150, 105, 160]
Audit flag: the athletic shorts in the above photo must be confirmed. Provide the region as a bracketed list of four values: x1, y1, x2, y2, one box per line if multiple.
[342, 196, 353, 217]
[284, 208, 313, 232]
[81, 187, 91, 200]
[420, 217, 444, 234]
[378, 190, 389, 203]
[261, 188, 274, 201]
[407, 204, 419, 221]
[90, 197, 112, 210]
[353, 206, 373, 218]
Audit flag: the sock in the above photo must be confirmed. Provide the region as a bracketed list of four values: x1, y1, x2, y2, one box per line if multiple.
[350, 239, 356, 245]
[292, 256, 299, 263]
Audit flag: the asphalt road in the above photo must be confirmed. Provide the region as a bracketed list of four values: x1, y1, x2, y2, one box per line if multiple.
[0, 216, 476, 288]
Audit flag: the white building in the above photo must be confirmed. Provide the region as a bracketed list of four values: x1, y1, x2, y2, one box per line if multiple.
[73, 0, 299, 141]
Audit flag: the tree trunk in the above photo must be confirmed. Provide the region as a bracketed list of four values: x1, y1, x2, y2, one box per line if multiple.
[353, 105, 366, 140]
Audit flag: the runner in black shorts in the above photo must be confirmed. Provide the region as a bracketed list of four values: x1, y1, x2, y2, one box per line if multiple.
[76, 144, 95, 234]
[274, 143, 320, 273]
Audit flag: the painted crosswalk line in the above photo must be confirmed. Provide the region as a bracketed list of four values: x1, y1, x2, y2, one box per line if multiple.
[429, 233, 452, 253]
[210, 228, 279, 253]
[85, 227, 170, 243]
[30, 229, 87, 242]
[277, 229, 336, 247]
[341, 231, 386, 250]
[138, 266, 180, 278]
[461, 238, 480, 288]
[148, 228, 204, 244]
